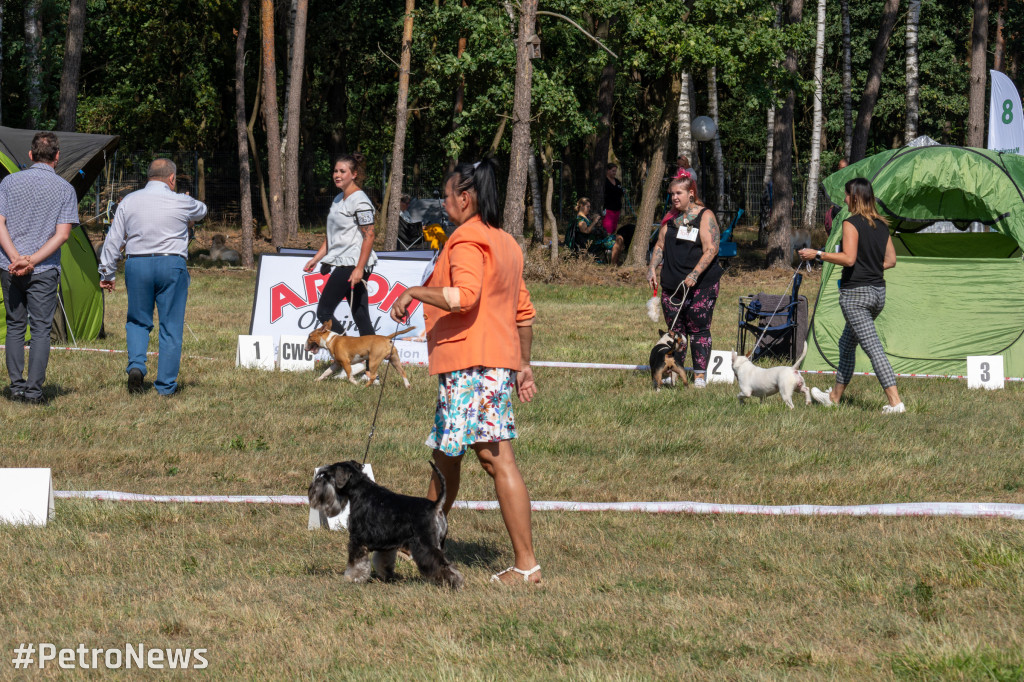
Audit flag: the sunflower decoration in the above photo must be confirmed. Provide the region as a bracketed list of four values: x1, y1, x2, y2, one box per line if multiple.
[422, 223, 448, 250]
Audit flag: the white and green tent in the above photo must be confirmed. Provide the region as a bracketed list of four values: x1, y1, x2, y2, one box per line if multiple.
[805, 145, 1024, 378]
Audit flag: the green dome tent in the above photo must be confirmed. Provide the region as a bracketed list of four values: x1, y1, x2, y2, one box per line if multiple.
[805, 145, 1024, 378]
[0, 126, 119, 344]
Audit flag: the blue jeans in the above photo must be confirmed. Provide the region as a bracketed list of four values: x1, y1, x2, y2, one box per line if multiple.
[125, 255, 189, 394]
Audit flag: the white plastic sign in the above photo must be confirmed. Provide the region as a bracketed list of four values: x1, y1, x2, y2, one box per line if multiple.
[707, 350, 735, 384]
[0, 468, 54, 526]
[236, 335, 274, 370]
[967, 355, 1004, 390]
[278, 334, 315, 371]
[308, 463, 375, 530]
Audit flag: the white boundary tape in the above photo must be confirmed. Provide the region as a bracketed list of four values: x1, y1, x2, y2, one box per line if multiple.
[52, 490, 1024, 520]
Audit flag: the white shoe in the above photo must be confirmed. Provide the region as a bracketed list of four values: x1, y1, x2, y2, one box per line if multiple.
[810, 387, 835, 407]
[694, 377, 707, 388]
[881, 402, 906, 414]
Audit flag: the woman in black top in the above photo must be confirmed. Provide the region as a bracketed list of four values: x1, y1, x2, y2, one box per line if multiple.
[647, 174, 722, 388]
[799, 177, 905, 413]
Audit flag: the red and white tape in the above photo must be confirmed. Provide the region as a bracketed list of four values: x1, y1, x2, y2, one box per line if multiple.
[52, 490, 1024, 520]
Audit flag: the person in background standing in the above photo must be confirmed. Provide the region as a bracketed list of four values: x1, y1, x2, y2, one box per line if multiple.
[602, 163, 624, 236]
[0, 131, 78, 404]
[99, 158, 208, 395]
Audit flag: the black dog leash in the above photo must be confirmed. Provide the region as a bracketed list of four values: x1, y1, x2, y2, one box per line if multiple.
[362, 316, 404, 465]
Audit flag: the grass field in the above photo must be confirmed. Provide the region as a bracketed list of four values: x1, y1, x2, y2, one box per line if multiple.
[2, 255, 1023, 679]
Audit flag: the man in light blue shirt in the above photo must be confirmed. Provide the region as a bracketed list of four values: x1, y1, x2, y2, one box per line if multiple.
[98, 158, 207, 395]
[0, 131, 79, 404]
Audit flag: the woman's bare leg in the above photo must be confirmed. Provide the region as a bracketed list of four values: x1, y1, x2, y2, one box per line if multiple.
[473, 440, 541, 583]
[427, 449, 463, 516]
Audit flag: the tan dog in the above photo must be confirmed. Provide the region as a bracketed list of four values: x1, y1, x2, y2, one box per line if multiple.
[305, 320, 413, 388]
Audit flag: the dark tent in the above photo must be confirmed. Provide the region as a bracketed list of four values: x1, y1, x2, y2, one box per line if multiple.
[0, 127, 120, 343]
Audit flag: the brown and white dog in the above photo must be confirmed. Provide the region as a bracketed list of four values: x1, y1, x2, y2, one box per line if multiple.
[305, 320, 414, 388]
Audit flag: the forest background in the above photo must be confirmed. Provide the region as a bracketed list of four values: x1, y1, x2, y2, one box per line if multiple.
[0, 0, 1020, 268]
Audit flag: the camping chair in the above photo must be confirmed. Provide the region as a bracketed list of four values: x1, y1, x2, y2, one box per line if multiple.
[717, 208, 743, 266]
[397, 216, 425, 251]
[736, 273, 808, 363]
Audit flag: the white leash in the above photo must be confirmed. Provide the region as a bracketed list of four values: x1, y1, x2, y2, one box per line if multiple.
[666, 281, 690, 333]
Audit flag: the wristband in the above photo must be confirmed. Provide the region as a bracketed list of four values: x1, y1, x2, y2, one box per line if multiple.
[816, 250, 822, 259]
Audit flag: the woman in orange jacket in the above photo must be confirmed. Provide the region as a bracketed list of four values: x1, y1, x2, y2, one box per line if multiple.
[391, 159, 541, 585]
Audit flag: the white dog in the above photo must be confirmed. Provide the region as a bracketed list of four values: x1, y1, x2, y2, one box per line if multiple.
[732, 345, 810, 409]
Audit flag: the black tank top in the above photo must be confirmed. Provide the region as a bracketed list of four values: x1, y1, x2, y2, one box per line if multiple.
[840, 214, 888, 288]
[660, 208, 723, 291]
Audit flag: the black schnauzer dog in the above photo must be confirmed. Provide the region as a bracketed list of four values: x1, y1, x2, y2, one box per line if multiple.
[308, 460, 464, 589]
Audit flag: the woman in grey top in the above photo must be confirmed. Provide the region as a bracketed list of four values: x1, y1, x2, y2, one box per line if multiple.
[303, 153, 378, 335]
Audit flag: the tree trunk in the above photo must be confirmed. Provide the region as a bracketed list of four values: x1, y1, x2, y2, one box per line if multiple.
[502, 0, 537, 242]
[448, 0, 469, 173]
[626, 73, 681, 268]
[967, 0, 990, 147]
[802, 0, 826, 230]
[235, 0, 255, 267]
[247, 70, 272, 235]
[56, 0, 86, 131]
[384, 0, 415, 250]
[677, 71, 692, 163]
[850, 0, 899, 162]
[283, 0, 308, 240]
[261, 0, 286, 246]
[589, 19, 614, 213]
[993, 0, 1006, 72]
[528, 152, 544, 244]
[904, 0, 922, 142]
[766, 0, 804, 269]
[25, 0, 42, 128]
[541, 143, 558, 264]
[707, 67, 725, 212]
[283, 0, 298, 135]
[841, 0, 852, 160]
[763, 106, 775, 189]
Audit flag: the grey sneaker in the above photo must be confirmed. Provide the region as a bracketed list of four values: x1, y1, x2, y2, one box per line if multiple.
[881, 402, 906, 414]
[810, 387, 834, 407]
[694, 377, 707, 388]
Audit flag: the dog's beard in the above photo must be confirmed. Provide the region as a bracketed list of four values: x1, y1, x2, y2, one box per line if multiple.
[309, 479, 346, 517]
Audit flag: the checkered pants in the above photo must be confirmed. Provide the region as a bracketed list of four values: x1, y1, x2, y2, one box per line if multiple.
[836, 285, 897, 389]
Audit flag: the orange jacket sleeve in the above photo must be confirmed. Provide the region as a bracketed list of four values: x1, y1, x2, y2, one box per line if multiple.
[441, 239, 485, 313]
[516, 278, 535, 326]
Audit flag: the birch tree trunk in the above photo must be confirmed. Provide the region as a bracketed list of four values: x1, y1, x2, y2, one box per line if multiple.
[384, 0, 416, 250]
[502, 0, 537, 243]
[677, 71, 692, 163]
[850, 0, 900, 162]
[528, 152, 544, 244]
[283, 0, 308, 241]
[802, 0, 826, 230]
[841, 0, 852, 160]
[904, 0, 922, 142]
[261, 0, 286, 246]
[767, 0, 804, 269]
[966, 0, 990, 148]
[708, 67, 725, 212]
[235, 0, 255, 267]
[57, 0, 86, 131]
[626, 73, 681, 268]
[541, 143, 558, 264]
[763, 106, 775, 189]
[25, 0, 42, 128]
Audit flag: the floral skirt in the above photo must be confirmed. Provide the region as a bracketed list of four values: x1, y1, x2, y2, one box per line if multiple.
[426, 366, 517, 457]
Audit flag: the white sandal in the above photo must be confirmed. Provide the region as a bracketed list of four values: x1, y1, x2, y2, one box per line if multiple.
[490, 564, 541, 583]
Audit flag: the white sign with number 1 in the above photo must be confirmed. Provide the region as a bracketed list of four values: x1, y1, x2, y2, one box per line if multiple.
[967, 355, 1004, 390]
[707, 350, 735, 384]
[236, 335, 275, 370]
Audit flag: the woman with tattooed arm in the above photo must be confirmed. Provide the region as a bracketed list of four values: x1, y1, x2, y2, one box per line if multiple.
[646, 173, 722, 388]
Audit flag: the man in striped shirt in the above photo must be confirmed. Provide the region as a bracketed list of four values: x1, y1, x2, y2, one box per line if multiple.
[0, 131, 79, 404]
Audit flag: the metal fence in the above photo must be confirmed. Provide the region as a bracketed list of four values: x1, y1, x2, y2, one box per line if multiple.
[84, 152, 832, 231]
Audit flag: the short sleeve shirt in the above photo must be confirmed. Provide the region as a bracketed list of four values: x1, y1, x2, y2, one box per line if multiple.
[0, 164, 79, 272]
[322, 189, 378, 268]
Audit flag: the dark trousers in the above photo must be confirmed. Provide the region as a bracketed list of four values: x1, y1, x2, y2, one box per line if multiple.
[1, 268, 60, 399]
[316, 264, 375, 336]
[660, 280, 720, 373]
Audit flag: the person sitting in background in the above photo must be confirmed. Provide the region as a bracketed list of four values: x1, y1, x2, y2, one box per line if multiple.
[567, 197, 595, 253]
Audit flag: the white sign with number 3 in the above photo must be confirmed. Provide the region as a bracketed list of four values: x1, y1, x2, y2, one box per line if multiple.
[236, 335, 275, 370]
[967, 355, 1004, 390]
[707, 350, 735, 384]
